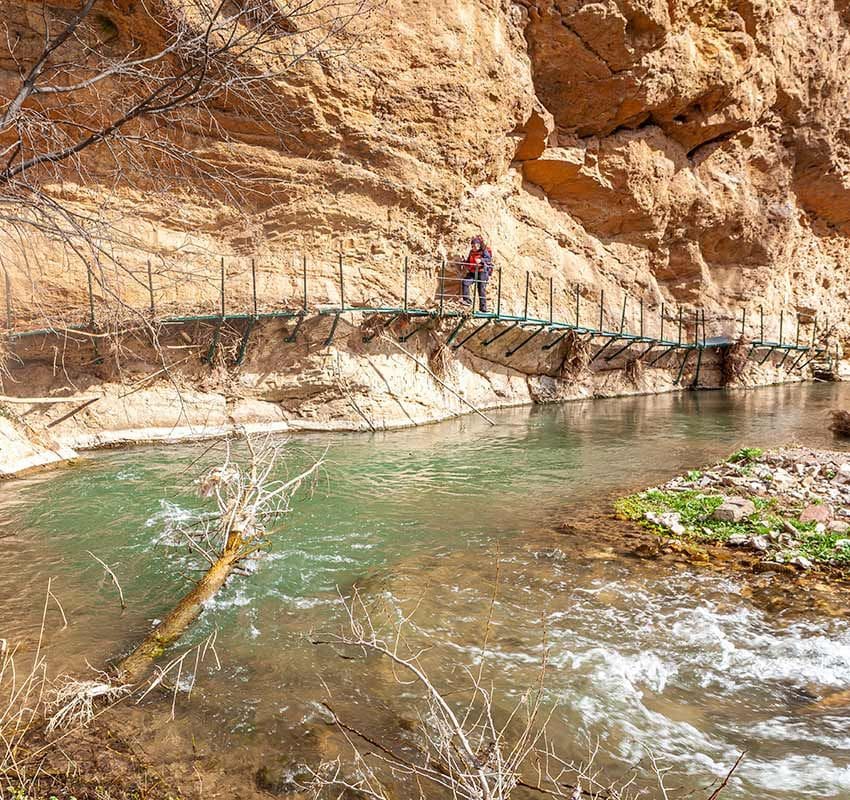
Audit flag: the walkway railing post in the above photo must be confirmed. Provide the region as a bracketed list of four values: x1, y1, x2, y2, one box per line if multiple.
[812, 315, 817, 347]
[403, 255, 409, 312]
[741, 307, 746, 338]
[599, 289, 604, 331]
[575, 285, 580, 327]
[779, 309, 784, 346]
[660, 303, 665, 341]
[496, 267, 502, 317]
[677, 307, 683, 346]
[549, 276, 554, 325]
[147, 259, 155, 317]
[251, 257, 258, 317]
[523, 272, 530, 320]
[760, 306, 764, 342]
[795, 314, 801, 348]
[702, 308, 707, 347]
[619, 294, 627, 334]
[640, 299, 644, 338]
[439, 258, 446, 317]
[338, 253, 345, 310]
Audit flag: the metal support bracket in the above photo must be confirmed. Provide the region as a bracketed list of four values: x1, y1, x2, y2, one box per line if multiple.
[444, 317, 468, 346]
[690, 346, 704, 388]
[482, 321, 519, 347]
[506, 324, 545, 357]
[758, 346, 776, 365]
[234, 317, 257, 366]
[203, 318, 224, 365]
[399, 318, 434, 343]
[453, 319, 492, 350]
[286, 312, 306, 343]
[673, 349, 692, 385]
[647, 346, 676, 367]
[541, 329, 572, 352]
[324, 313, 341, 347]
[787, 348, 810, 372]
[589, 335, 622, 364]
[604, 338, 641, 363]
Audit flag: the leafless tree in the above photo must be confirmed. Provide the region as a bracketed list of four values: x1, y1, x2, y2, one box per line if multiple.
[0, 0, 377, 329]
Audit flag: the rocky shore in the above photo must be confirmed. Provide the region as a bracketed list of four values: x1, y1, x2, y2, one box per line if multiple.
[616, 447, 850, 575]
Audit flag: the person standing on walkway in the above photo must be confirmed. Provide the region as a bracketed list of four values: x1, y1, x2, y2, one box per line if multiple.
[460, 235, 493, 313]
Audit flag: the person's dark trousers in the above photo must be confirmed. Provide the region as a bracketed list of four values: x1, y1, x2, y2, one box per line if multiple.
[461, 271, 489, 312]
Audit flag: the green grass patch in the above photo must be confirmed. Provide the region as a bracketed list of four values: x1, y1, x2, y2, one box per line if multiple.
[615, 488, 850, 567]
[728, 447, 764, 463]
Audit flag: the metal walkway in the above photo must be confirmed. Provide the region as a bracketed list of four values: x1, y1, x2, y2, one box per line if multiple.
[4, 255, 827, 385]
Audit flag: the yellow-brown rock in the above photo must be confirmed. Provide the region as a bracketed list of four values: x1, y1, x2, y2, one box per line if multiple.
[1, 0, 849, 464]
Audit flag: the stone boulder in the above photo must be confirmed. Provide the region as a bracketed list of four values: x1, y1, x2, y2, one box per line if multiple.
[712, 497, 755, 523]
[800, 504, 832, 524]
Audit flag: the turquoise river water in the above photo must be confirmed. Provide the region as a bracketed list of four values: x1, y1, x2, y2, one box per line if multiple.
[2, 382, 850, 798]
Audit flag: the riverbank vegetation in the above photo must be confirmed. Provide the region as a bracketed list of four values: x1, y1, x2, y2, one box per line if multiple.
[616, 447, 850, 571]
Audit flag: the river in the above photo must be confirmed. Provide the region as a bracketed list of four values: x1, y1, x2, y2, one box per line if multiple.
[2, 382, 850, 798]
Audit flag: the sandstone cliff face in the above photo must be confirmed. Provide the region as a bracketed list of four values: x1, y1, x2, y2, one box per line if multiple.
[2, 0, 848, 329]
[1, 0, 849, 460]
[515, 0, 850, 315]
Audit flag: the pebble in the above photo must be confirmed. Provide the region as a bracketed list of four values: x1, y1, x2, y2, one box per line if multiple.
[645, 510, 686, 536]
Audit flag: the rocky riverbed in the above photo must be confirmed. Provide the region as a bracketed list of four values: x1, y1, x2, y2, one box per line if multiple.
[616, 447, 850, 575]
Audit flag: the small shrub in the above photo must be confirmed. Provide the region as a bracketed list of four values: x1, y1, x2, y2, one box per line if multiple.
[729, 447, 763, 463]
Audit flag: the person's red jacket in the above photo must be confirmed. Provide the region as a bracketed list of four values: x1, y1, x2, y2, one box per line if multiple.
[464, 247, 493, 275]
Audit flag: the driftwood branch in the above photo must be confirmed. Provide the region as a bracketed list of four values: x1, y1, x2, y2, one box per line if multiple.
[309, 589, 742, 800]
[86, 551, 126, 611]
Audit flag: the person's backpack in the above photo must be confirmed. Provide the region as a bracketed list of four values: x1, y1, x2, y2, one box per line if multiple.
[481, 246, 494, 277]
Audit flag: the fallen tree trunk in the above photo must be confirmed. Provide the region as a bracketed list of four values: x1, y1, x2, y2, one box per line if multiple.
[44, 439, 324, 728]
[113, 445, 322, 685]
[114, 551, 241, 683]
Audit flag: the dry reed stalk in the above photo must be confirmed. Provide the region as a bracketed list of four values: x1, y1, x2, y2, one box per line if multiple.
[427, 338, 451, 379]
